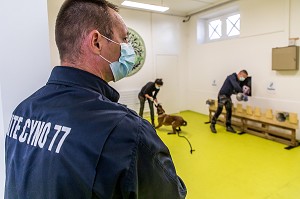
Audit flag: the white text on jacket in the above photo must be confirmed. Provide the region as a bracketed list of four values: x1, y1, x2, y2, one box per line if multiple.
[6, 114, 71, 154]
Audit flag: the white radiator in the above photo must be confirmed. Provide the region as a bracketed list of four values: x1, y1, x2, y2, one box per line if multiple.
[118, 90, 150, 116]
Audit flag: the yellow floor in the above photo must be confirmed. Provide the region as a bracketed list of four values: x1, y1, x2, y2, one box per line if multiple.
[148, 111, 300, 199]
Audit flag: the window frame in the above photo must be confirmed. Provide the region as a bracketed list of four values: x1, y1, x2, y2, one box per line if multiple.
[208, 18, 222, 40]
[205, 12, 240, 42]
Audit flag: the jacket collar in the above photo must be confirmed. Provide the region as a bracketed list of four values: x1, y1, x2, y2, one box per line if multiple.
[47, 66, 120, 102]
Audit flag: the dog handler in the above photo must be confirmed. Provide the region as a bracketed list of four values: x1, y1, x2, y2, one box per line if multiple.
[210, 70, 248, 134]
[138, 78, 163, 126]
[5, 1, 186, 198]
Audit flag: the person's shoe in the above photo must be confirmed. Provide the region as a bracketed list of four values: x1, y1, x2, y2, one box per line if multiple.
[151, 120, 155, 127]
[226, 126, 236, 133]
[210, 124, 217, 133]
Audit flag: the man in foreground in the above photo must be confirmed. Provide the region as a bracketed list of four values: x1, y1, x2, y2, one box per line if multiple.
[5, 0, 187, 198]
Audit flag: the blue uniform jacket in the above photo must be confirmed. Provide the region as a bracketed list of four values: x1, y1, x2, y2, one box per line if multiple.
[5, 66, 187, 199]
[218, 73, 243, 97]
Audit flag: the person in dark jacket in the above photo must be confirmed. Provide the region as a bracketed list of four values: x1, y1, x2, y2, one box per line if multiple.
[5, 0, 187, 198]
[210, 70, 248, 134]
[138, 78, 163, 126]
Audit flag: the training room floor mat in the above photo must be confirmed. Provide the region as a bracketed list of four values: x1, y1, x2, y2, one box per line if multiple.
[145, 110, 300, 199]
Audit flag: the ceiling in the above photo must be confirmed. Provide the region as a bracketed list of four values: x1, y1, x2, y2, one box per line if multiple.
[109, 0, 237, 17]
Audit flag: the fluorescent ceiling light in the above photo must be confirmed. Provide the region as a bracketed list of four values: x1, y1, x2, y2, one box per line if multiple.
[121, 1, 169, 12]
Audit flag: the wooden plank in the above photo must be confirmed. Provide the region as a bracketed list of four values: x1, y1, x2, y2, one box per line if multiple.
[207, 100, 299, 148]
[267, 130, 292, 139]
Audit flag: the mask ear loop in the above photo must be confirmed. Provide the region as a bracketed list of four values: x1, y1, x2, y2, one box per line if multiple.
[99, 54, 112, 64]
[100, 34, 120, 45]
[99, 34, 121, 64]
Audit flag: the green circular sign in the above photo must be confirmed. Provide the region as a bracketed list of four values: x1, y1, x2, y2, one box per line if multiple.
[127, 28, 146, 76]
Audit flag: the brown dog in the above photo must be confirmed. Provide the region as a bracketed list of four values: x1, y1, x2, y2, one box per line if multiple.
[155, 104, 187, 134]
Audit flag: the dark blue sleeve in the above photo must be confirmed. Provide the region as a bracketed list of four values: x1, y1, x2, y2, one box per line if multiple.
[121, 117, 187, 198]
[92, 113, 187, 199]
[228, 74, 243, 93]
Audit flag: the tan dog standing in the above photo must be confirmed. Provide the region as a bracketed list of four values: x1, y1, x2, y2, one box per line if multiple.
[155, 104, 187, 134]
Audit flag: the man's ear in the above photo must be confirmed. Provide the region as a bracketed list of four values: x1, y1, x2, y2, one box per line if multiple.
[90, 30, 103, 54]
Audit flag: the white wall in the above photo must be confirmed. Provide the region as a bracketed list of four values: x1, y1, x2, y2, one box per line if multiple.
[186, 0, 300, 136]
[0, 85, 4, 198]
[112, 9, 188, 112]
[48, 0, 62, 67]
[48, 3, 188, 112]
[0, 0, 52, 197]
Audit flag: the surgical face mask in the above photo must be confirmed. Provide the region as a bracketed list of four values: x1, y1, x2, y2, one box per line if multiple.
[99, 35, 136, 82]
[239, 77, 245, 81]
[155, 85, 160, 89]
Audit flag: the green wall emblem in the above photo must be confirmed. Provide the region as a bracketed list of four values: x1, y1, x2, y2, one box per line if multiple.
[127, 28, 146, 76]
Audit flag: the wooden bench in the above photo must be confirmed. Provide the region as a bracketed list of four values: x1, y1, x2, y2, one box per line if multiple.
[207, 100, 299, 149]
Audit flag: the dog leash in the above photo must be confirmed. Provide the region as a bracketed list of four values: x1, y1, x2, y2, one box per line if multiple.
[155, 102, 195, 154]
[176, 132, 195, 154]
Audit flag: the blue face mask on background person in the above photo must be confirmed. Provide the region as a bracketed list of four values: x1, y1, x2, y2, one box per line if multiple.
[99, 34, 136, 82]
[239, 77, 245, 81]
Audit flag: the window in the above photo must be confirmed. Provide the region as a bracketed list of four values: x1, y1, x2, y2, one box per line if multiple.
[226, 14, 240, 37]
[206, 13, 240, 41]
[208, 19, 222, 40]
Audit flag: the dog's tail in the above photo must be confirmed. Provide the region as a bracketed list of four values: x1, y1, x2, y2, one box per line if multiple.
[182, 120, 187, 126]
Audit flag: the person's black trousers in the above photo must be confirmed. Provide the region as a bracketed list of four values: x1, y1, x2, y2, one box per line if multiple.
[211, 95, 233, 127]
[138, 95, 155, 125]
